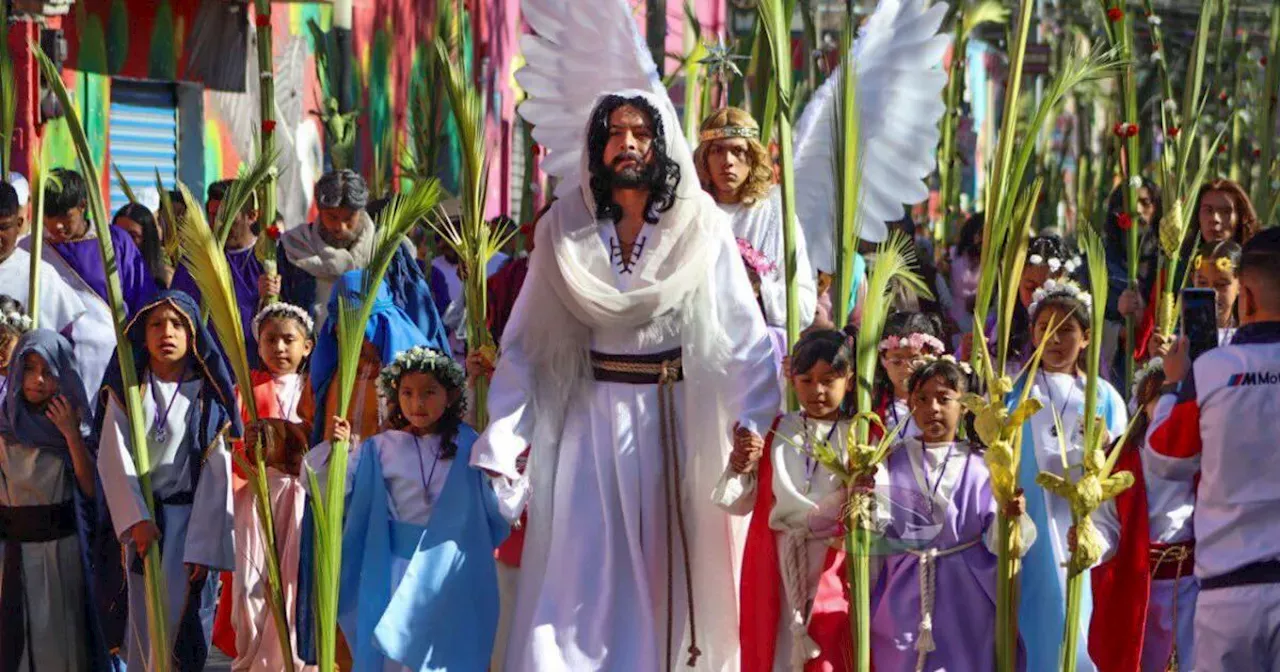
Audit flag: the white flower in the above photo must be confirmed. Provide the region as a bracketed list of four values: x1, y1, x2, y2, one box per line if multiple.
[1216, 121, 1228, 133]
[1151, 51, 1163, 63]
[1163, 99, 1178, 113]
[1149, 15, 1162, 26]
[1048, 258, 1062, 273]
[1272, 179, 1280, 191]
[1029, 254, 1045, 266]
[1129, 175, 1143, 189]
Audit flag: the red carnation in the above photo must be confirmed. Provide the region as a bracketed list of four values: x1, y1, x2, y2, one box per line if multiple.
[267, 224, 282, 240]
[1113, 122, 1125, 137]
[1126, 123, 1139, 137]
[1116, 212, 1133, 231]
[1263, 57, 1270, 67]
[262, 119, 277, 134]
[1254, 148, 1263, 158]
[1218, 143, 1229, 154]
[1219, 91, 1229, 102]
[1107, 7, 1123, 22]
[1167, 126, 1181, 138]
[255, 12, 271, 28]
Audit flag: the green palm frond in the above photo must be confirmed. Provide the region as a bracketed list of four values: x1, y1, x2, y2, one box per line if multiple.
[112, 163, 138, 204]
[832, 19, 864, 328]
[31, 41, 172, 672]
[855, 231, 931, 426]
[214, 149, 277, 247]
[155, 171, 181, 264]
[1077, 224, 1109, 457]
[962, 1, 1010, 39]
[173, 183, 295, 670]
[28, 148, 48, 328]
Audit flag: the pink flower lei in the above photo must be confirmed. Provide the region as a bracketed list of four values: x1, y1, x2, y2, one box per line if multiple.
[736, 237, 778, 277]
[878, 332, 945, 354]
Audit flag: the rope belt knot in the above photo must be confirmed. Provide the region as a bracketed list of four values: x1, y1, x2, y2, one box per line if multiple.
[908, 538, 980, 672]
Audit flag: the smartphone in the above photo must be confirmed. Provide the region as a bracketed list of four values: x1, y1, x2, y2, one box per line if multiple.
[1181, 288, 1218, 361]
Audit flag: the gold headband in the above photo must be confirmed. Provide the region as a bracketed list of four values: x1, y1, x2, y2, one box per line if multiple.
[698, 125, 759, 143]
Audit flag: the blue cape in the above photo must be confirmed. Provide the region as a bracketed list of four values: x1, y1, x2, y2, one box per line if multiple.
[339, 427, 508, 671]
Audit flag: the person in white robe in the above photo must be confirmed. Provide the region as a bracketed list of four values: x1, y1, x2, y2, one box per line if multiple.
[474, 91, 780, 671]
[693, 107, 817, 331]
[95, 292, 238, 671]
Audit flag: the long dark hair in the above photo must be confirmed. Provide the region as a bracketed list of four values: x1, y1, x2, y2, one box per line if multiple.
[113, 203, 168, 288]
[386, 369, 465, 460]
[956, 212, 984, 260]
[875, 310, 945, 404]
[586, 94, 681, 225]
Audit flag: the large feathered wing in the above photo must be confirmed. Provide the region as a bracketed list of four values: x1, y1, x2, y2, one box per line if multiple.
[516, 0, 676, 197]
[793, 0, 949, 271]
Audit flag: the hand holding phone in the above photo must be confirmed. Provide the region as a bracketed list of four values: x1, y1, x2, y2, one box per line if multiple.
[1181, 288, 1218, 362]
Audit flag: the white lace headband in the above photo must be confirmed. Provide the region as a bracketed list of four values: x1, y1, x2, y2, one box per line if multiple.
[1028, 278, 1094, 320]
[252, 302, 315, 337]
[1027, 252, 1082, 275]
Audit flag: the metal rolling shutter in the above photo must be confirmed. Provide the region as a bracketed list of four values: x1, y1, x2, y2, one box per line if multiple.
[108, 80, 179, 212]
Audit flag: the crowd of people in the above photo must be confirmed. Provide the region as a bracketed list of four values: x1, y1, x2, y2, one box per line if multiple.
[0, 89, 1276, 672]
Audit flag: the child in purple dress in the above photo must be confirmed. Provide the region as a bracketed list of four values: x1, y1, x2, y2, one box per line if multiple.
[871, 356, 1033, 672]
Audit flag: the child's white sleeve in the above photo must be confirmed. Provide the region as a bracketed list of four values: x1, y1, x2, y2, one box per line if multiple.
[488, 473, 530, 524]
[185, 432, 235, 572]
[711, 469, 757, 516]
[1092, 499, 1122, 566]
[97, 394, 150, 541]
[982, 508, 1037, 558]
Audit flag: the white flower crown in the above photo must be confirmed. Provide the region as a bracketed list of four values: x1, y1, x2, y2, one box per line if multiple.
[1028, 278, 1093, 320]
[252, 302, 315, 338]
[1026, 252, 1082, 275]
[1129, 357, 1165, 415]
[378, 346, 467, 410]
[913, 352, 974, 376]
[0, 311, 33, 334]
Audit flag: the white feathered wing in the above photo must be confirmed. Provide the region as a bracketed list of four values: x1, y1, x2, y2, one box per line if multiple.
[793, 0, 949, 272]
[515, 0, 682, 199]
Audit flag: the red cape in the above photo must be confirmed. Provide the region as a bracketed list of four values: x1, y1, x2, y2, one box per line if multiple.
[741, 416, 855, 672]
[1088, 444, 1150, 672]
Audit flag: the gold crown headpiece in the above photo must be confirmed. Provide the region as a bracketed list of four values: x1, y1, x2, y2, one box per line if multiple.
[698, 126, 759, 143]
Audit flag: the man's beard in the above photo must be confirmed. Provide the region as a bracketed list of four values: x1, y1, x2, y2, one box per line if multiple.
[317, 223, 359, 249]
[607, 152, 657, 189]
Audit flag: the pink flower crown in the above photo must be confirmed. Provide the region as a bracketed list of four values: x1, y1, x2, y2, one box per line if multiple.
[737, 238, 778, 277]
[878, 332, 946, 354]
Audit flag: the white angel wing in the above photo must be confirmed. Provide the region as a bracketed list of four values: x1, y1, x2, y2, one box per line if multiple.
[794, 0, 949, 271]
[516, 0, 675, 197]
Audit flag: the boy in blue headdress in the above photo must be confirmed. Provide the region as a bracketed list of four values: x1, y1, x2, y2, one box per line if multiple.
[0, 329, 114, 671]
[95, 291, 241, 671]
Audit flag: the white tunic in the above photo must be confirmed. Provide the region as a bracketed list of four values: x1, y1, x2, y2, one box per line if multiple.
[1026, 373, 1126, 588]
[718, 189, 817, 331]
[477, 217, 780, 671]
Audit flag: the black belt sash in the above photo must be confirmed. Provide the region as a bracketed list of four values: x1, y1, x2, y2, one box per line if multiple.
[590, 348, 684, 385]
[1201, 560, 1280, 591]
[0, 501, 77, 543]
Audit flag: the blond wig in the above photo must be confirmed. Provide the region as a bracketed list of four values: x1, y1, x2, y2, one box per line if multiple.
[693, 107, 775, 206]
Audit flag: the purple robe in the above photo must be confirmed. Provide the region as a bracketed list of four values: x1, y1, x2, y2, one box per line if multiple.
[51, 226, 157, 318]
[170, 244, 264, 368]
[870, 442, 1008, 672]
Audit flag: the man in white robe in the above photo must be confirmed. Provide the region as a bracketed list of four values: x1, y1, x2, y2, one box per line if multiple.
[473, 91, 780, 671]
[693, 107, 816, 331]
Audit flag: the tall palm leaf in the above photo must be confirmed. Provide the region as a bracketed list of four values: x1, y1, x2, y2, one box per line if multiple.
[31, 43, 172, 672]
[308, 179, 444, 672]
[428, 36, 512, 427]
[173, 183, 295, 671]
[27, 148, 55, 329]
[757, 0, 803, 357]
[251, 0, 279, 266]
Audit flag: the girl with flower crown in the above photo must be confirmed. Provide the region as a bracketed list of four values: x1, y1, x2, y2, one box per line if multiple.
[211, 302, 317, 670]
[876, 311, 947, 441]
[1013, 279, 1129, 672]
[871, 355, 1035, 672]
[312, 346, 519, 671]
